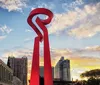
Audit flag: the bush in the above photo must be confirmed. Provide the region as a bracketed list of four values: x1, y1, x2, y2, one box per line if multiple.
[86, 77, 100, 85]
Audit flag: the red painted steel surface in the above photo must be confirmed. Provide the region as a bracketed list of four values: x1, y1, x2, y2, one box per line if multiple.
[27, 8, 53, 85]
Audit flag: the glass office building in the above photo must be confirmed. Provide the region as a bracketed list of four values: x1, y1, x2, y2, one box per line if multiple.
[54, 57, 71, 81]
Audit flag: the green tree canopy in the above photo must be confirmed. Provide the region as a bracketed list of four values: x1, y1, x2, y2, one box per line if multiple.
[80, 69, 100, 79]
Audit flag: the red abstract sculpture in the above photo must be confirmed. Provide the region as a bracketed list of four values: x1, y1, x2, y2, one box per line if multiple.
[27, 8, 53, 85]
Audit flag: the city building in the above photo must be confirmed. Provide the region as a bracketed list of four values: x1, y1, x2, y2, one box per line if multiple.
[12, 76, 23, 85]
[54, 57, 71, 81]
[7, 57, 27, 85]
[0, 59, 13, 85]
[40, 66, 54, 78]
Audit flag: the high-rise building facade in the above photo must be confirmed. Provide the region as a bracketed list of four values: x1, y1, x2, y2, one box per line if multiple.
[7, 57, 27, 85]
[54, 57, 71, 81]
[0, 59, 13, 85]
[40, 66, 54, 79]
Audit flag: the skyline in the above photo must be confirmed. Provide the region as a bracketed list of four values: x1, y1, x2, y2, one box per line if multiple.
[0, 0, 100, 81]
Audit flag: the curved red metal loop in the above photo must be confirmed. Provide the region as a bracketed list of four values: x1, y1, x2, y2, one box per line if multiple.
[27, 8, 53, 41]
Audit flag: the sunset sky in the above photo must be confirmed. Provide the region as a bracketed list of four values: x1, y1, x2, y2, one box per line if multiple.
[0, 0, 100, 81]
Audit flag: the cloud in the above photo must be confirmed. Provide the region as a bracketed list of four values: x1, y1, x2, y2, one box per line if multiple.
[31, 2, 55, 11]
[31, 7, 35, 11]
[0, 25, 12, 34]
[49, 11, 77, 34]
[68, 3, 100, 38]
[69, 46, 100, 58]
[62, 0, 84, 12]
[25, 29, 32, 32]
[49, 2, 100, 38]
[37, 2, 54, 10]
[85, 45, 100, 51]
[2, 46, 100, 65]
[24, 38, 32, 42]
[1, 47, 71, 66]
[0, 25, 12, 40]
[0, 35, 6, 40]
[0, 0, 27, 12]
[68, 25, 100, 39]
[2, 48, 32, 58]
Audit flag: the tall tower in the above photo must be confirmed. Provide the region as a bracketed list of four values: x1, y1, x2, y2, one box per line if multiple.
[7, 57, 27, 85]
[63, 59, 70, 81]
[54, 57, 71, 81]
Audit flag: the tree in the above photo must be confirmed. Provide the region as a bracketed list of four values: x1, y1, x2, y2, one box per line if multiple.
[80, 69, 100, 79]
